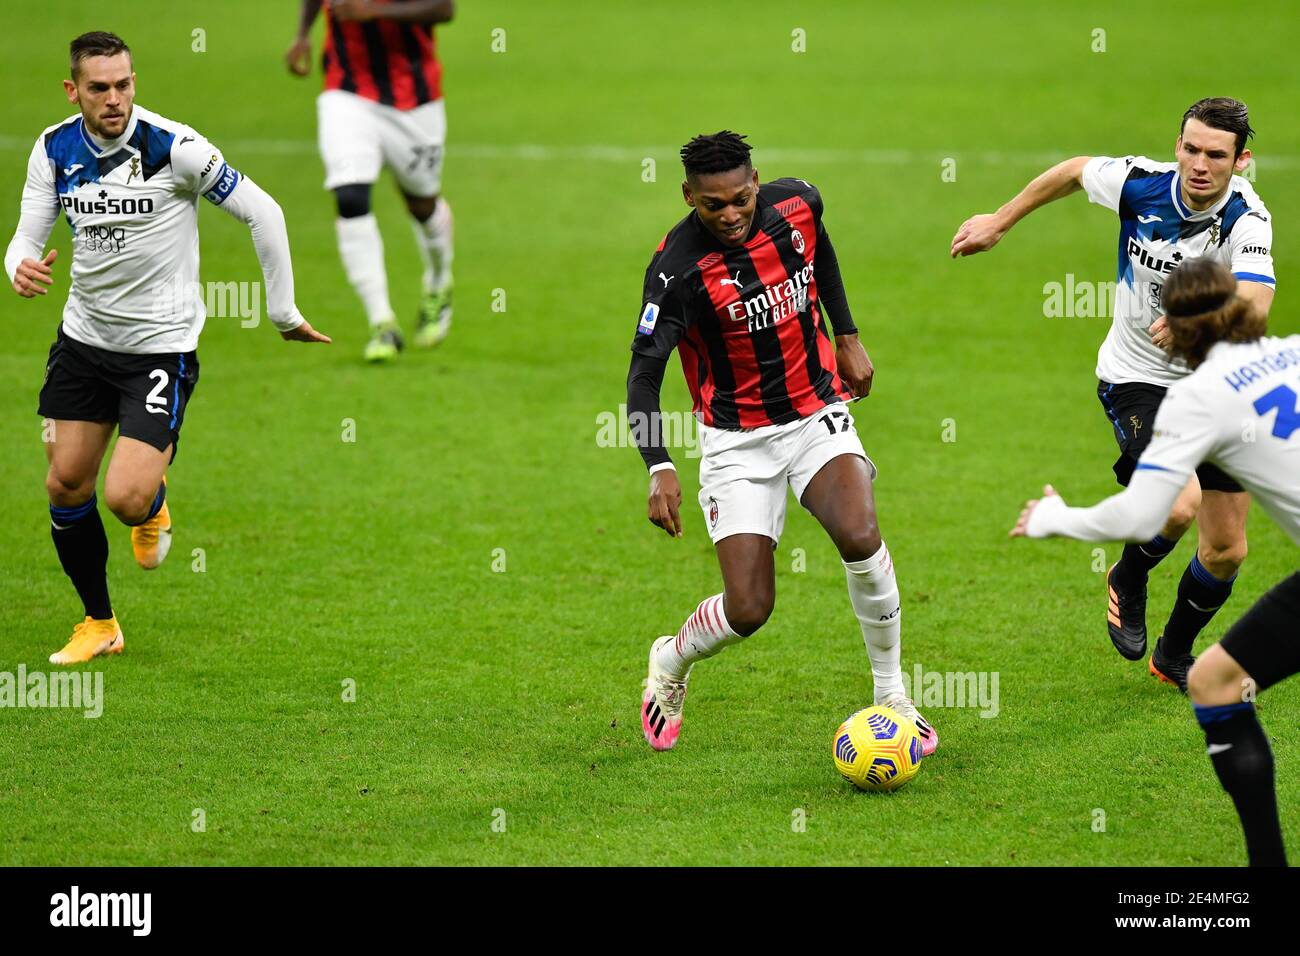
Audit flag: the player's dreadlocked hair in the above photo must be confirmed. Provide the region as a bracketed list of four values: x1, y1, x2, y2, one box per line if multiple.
[70, 31, 132, 80]
[1164, 258, 1265, 370]
[1181, 97, 1254, 158]
[680, 131, 753, 178]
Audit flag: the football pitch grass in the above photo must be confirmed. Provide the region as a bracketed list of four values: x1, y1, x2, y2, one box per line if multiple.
[0, 1, 1296, 866]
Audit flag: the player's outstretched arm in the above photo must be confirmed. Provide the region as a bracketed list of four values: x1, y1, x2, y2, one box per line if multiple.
[213, 175, 331, 344]
[332, 0, 454, 24]
[173, 136, 327, 341]
[628, 352, 683, 538]
[1010, 469, 1184, 542]
[286, 0, 324, 76]
[950, 156, 1090, 258]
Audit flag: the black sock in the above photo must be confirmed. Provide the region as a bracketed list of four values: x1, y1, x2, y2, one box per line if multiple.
[1194, 702, 1286, 867]
[1114, 534, 1177, 588]
[50, 495, 112, 620]
[1162, 556, 1234, 658]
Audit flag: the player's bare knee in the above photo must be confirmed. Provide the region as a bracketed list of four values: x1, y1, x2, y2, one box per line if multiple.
[1200, 540, 1247, 579]
[104, 485, 152, 525]
[837, 524, 882, 563]
[726, 591, 774, 637]
[1188, 647, 1247, 706]
[405, 192, 437, 221]
[1187, 658, 1228, 706]
[45, 467, 94, 507]
[1165, 501, 1198, 537]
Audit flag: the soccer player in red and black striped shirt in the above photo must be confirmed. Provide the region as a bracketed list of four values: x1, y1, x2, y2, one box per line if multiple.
[631, 132, 938, 756]
[287, 1, 455, 361]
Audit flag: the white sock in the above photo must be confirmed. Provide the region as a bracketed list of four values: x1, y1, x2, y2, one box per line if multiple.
[412, 197, 454, 295]
[844, 542, 905, 702]
[656, 593, 742, 677]
[335, 215, 394, 327]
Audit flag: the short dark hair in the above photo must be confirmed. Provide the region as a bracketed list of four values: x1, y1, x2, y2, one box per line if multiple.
[1181, 97, 1254, 157]
[680, 131, 752, 179]
[1164, 258, 1264, 369]
[70, 31, 131, 80]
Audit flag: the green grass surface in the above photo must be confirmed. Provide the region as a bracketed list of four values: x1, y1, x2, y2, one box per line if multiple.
[1, 1, 1297, 865]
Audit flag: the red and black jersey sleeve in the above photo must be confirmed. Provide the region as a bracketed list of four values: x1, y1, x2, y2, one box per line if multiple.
[630, 237, 694, 361]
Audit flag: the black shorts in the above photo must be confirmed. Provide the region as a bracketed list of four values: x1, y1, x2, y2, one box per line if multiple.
[38, 325, 200, 461]
[1219, 572, 1300, 692]
[1096, 380, 1243, 492]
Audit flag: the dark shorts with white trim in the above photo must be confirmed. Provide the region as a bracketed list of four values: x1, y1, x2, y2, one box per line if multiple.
[1096, 380, 1243, 493]
[38, 324, 200, 462]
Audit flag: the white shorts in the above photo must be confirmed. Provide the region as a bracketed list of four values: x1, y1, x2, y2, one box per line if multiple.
[696, 402, 877, 545]
[317, 90, 446, 196]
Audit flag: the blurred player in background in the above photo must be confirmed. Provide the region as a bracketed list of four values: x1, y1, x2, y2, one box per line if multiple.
[1013, 259, 1298, 867]
[952, 98, 1275, 692]
[5, 32, 329, 663]
[628, 131, 937, 755]
[287, 0, 455, 362]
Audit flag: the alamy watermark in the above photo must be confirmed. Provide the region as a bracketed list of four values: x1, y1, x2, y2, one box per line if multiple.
[596, 404, 700, 459]
[49, 886, 150, 935]
[0, 666, 103, 718]
[150, 274, 261, 328]
[901, 664, 999, 718]
[1043, 274, 1118, 318]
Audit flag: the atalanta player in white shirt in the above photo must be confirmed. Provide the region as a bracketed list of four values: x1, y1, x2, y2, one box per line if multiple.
[1013, 259, 1299, 867]
[4, 32, 330, 664]
[952, 98, 1276, 692]
[627, 132, 937, 755]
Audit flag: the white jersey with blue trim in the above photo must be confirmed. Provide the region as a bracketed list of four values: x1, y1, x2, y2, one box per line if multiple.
[1140, 336, 1300, 545]
[1081, 156, 1275, 387]
[11, 105, 242, 354]
[1026, 336, 1300, 547]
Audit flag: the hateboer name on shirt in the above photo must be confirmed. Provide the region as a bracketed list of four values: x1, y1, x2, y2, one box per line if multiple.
[1221, 344, 1300, 393]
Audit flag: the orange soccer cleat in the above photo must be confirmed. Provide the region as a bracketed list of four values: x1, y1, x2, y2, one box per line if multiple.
[131, 478, 172, 570]
[49, 616, 124, 665]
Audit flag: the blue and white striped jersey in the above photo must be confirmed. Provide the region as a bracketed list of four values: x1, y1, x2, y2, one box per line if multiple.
[10, 105, 243, 353]
[1082, 155, 1275, 386]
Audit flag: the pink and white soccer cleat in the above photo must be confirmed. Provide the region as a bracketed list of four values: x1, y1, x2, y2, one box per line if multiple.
[642, 635, 689, 751]
[881, 693, 939, 757]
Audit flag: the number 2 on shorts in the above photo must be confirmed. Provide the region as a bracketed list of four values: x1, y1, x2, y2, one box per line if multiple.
[145, 368, 170, 416]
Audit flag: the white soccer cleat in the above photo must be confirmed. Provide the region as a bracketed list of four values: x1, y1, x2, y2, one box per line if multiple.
[642, 635, 689, 751]
[880, 693, 939, 757]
